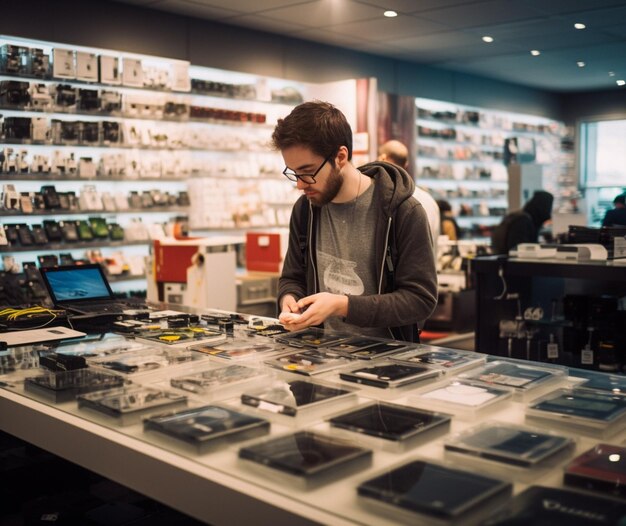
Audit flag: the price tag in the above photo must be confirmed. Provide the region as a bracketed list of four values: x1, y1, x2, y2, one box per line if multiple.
[547, 342, 559, 359]
[581, 345, 594, 365]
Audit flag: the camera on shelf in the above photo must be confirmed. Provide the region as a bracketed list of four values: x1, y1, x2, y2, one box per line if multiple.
[0, 45, 29, 75]
[2, 184, 20, 210]
[31, 153, 51, 173]
[1, 148, 17, 173]
[52, 84, 77, 108]
[29, 48, 49, 77]
[77, 88, 100, 111]
[3, 117, 32, 140]
[29, 83, 53, 109]
[0, 81, 31, 106]
[31, 118, 49, 142]
[81, 121, 100, 144]
[101, 90, 122, 113]
[101, 121, 120, 144]
[51, 119, 79, 143]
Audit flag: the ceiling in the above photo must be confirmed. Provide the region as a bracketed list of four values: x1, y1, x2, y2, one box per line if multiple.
[114, 0, 626, 93]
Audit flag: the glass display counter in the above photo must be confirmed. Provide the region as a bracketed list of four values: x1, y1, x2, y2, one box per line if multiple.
[1, 317, 625, 525]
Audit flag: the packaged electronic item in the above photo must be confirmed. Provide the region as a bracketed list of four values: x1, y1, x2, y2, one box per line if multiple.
[135, 326, 226, 348]
[339, 360, 440, 389]
[391, 345, 486, 374]
[460, 359, 567, 400]
[3, 117, 32, 139]
[444, 421, 575, 477]
[329, 402, 451, 451]
[0, 44, 29, 74]
[239, 431, 372, 489]
[191, 340, 283, 361]
[38, 352, 87, 372]
[99, 55, 120, 85]
[357, 459, 511, 523]
[144, 405, 270, 453]
[75, 51, 98, 81]
[324, 335, 412, 359]
[482, 485, 626, 525]
[264, 348, 353, 376]
[409, 379, 513, 419]
[24, 368, 124, 403]
[122, 58, 143, 87]
[0, 80, 30, 106]
[78, 385, 187, 425]
[241, 379, 357, 420]
[170, 364, 268, 398]
[526, 388, 626, 437]
[52, 48, 75, 79]
[275, 327, 350, 349]
[564, 443, 626, 499]
[569, 368, 626, 395]
[90, 347, 196, 375]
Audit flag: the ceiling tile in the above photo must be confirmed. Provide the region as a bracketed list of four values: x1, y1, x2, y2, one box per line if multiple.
[323, 15, 449, 41]
[154, 0, 241, 19]
[353, 0, 474, 13]
[417, 0, 545, 29]
[500, 29, 620, 51]
[555, 5, 626, 28]
[522, 0, 626, 16]
[254, 0, 384, 28]
[295, 27, 372, 47]
[226, 13, 309, 34]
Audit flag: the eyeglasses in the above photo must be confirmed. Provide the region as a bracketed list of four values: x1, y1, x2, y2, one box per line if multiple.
[282, 154, 332, 184]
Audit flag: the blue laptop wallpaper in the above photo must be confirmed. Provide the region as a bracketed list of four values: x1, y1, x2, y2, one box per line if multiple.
[46, 268, 112, 302]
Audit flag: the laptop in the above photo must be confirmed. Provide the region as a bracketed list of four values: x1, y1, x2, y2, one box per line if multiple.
[39, 264, 147, 315]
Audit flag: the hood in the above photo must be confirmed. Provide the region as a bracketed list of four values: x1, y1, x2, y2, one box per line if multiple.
[358, 161, 416, 214]
[523, 190, 553, 227]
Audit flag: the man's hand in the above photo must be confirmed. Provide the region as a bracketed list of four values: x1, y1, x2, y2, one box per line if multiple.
[279, 292, 348, 331]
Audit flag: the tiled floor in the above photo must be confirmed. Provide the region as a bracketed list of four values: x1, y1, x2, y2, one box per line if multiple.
[0, 431, 207, 526]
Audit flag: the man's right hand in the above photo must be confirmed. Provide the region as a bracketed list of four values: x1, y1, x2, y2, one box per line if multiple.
[279, 294, 302, 328]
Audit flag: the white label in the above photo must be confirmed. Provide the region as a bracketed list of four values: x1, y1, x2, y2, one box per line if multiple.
[614, 237, 626, 259]
[547, 343, 559, 359]
[581, 346, 594, 365]
[258, 401, 283, 413]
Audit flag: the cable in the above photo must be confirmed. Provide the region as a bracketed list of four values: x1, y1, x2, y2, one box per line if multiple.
[493, 265, 508, 300]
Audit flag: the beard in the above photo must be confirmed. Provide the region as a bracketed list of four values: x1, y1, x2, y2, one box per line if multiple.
[307, 165, 343, 207]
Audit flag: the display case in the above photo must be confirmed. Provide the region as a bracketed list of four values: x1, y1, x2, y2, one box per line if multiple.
[2, 318, 626, 525]
[472, 255, 626, 372]
[415, 97, 574, 240]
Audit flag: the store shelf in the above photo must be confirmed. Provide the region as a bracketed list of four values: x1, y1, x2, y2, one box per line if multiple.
[0, 239, 152, 253]
[0, 206, 188, 217]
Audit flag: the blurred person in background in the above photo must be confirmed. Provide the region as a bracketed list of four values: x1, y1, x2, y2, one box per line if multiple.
[602, 193, 626, 227]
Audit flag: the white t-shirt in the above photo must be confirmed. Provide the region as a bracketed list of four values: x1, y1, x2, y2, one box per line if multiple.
[414, 186, 440, 250]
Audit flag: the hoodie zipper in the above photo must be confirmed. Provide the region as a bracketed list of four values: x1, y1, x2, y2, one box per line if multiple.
[380, 216, 395, 339]
[308, 202, 318, 293]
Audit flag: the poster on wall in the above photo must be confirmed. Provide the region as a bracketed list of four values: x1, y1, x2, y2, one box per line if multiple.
[377, 93, 417, 175]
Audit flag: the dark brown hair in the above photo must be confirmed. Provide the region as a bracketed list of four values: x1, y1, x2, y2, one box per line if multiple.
[271, 100, 353, 161]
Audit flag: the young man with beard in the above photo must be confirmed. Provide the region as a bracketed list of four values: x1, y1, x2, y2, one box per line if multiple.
[272, 101, 437, 342]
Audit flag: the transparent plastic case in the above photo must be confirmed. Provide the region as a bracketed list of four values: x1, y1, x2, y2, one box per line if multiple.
[135, 326, 227, 348]
[459, 359, 567, 401]
[238, 430, 372, 489]
[338, 360, 440, 389]
[89, 347, 200, 375]
[328, 402, 451, 452]
[240, 378, 357, 423]
[526, 388, 626, 438]
[481, 485, 626, 525]
[568, 369, 626, 396]
[357, 458, 512, 524]
[563, 443, 626, 500]
[274, 327, 351, 349]
[409, 379, 513, 419]
[77, 385, 187, 425]
[169, 364, 269, 399]
[328, 335, 413, 360]
[390, 345, 486, 374]
[444, 422, 576, 482]
[264, 348, 354, 376]
[24, 368, 124, 403]
[41, 333, 149, 359]
[190, 340, 286, 362]
[144, 404, 270, 453]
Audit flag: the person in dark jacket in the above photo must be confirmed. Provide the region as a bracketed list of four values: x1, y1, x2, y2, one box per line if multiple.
[271, 101, 437, 342]
[491, 190, 554, 254]
[602, 193, 626, 227]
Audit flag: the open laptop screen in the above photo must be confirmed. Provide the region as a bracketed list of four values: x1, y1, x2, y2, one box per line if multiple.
[40, 264, 114, 304]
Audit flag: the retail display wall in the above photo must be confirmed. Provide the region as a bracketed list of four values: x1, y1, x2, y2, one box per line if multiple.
[1, 318, 626, 525]
[415, 97, 576, 240]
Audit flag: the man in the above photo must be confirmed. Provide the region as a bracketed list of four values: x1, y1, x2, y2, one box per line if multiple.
[491, 190, 553, 254]
[378, 140, 440, 248]
[272, 101, 437, 342]
[602, 193, 626, 227]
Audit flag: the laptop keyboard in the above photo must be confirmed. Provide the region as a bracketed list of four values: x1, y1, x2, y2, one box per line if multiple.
[73, 303, 129, 314]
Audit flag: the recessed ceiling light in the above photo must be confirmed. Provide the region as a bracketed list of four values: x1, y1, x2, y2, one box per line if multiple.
[482, 36, 494, 43]
[383, 10, 397, 17]
[577, 61, 586, 68]
[609, 71, 616, 77]
[617, 80, 626, 86]
[574, 23, 586, 29]
[530, 50, 541, 56]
